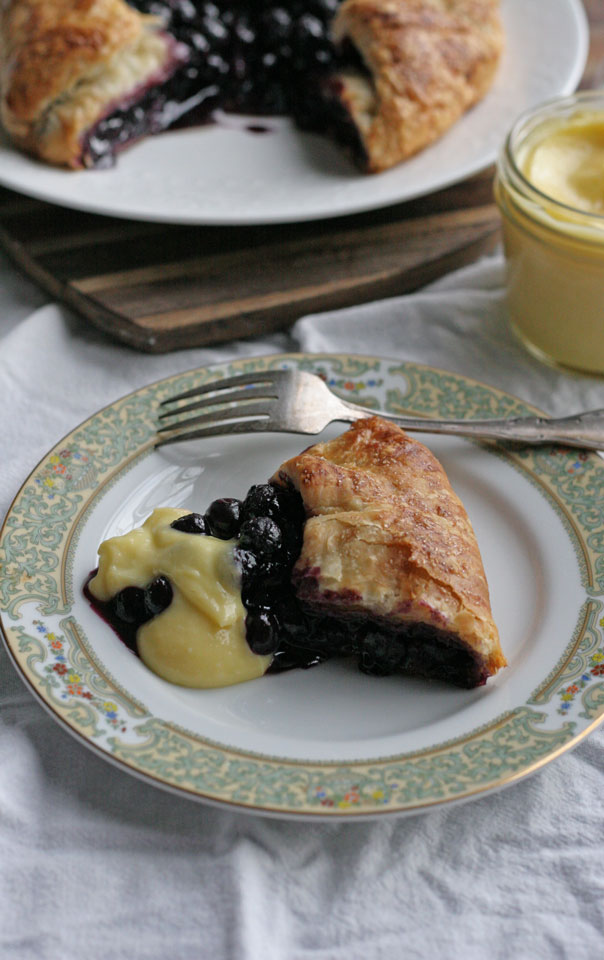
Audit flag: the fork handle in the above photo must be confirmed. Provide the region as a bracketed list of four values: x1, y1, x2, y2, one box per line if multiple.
[340, 402, 604, 451]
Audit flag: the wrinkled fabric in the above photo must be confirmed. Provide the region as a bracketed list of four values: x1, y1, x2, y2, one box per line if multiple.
[1, 249, 603, 960]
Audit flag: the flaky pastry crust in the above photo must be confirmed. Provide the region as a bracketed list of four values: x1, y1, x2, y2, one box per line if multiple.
[331, 0, 503, 172]
[272, 416, 506, 680]
[0, 0, 176, 167]
[0, 0, 502, 172]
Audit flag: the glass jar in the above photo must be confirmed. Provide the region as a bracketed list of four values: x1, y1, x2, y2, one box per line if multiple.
[495, 91, 604, 375]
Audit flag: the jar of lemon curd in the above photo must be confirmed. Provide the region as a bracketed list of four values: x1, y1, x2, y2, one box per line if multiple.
[495, 91, 604, 374]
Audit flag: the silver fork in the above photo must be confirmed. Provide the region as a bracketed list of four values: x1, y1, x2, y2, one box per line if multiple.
[156, 369, 604, 450]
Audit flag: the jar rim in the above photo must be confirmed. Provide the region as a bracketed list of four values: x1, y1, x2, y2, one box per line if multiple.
[501, 90, 604, 224]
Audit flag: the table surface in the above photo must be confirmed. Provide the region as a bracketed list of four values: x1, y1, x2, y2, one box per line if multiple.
[1, 5, 604, 960]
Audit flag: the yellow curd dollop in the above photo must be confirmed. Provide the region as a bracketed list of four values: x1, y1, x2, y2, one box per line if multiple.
[88, 508, 271, 688]
[518, 114, 604, 215]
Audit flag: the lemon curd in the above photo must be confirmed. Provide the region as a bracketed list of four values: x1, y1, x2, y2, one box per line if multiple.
[88, 508, 272, 688]
[495, 93, 604, 373]
[520, 117, 604, 214]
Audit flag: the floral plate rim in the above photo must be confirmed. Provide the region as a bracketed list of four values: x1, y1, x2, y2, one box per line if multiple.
[1, 352, 603, 819]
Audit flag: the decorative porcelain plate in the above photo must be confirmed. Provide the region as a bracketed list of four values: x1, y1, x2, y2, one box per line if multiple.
[0, 0, 588, 224]
[1, 354, 603, 819]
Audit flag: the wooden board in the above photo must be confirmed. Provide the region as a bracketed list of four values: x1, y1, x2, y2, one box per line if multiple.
[0, 2, 600, 354]
[0, 172, 500, 352]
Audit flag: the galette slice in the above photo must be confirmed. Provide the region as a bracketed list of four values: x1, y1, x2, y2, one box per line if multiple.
[86, 416, 505, 690]
[322, 0, 503, 171]
[0, 0, 188, 168]
[271, 416, 506, 686]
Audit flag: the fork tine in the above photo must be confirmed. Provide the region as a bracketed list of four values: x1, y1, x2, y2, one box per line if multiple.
[155, 418, 288, 448]
[158, 384, 280, 421]
[160, 369, 288, 406]
[157, 402, 272, 436]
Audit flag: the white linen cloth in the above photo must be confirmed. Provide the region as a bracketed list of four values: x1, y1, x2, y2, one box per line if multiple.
[1, 248, 603, 960]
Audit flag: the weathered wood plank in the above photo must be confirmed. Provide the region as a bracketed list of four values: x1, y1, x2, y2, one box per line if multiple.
[0, 5, 599, 353]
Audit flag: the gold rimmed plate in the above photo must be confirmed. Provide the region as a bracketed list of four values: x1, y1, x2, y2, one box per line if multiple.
[1, 353, 603, 818]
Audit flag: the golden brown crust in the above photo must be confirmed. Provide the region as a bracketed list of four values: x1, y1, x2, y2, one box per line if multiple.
[332, 0, 503, 172]
[273, 417, 506, 678]
[0, 0, 172, 166]
[1, 0, 502, 172]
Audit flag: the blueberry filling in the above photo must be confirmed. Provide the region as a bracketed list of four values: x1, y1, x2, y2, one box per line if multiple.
[85, 478, 486, 689]
[80, 1, 369, 167]
[84, 574, 173, 652]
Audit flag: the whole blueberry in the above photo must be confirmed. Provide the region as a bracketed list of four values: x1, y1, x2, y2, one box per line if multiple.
[205, 497, 242, 540]
[173, 0, 197, 22]
[205, 53, 230, 79]
[239, 574, 267, 605]
[201, 3, 221, 21]
[261, 7, 293, 43]
[201, 14, 229, 46]
[189, 30, 211, 55]
[234, 547, 259, 582]
[112, 586, 148, 625]
[234, 15, 255, 45]
[170, 512, 209, 535]
[238, 516, 283, 561]
[295, 13, 325, 42]
[144, 575, 173, 618]
[241, 483, 283, 522]
[246, 610, 281, 655]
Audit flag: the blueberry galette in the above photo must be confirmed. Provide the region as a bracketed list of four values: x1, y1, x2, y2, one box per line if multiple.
[86, 417, 506, 689]
[1, 0, 503, 171]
